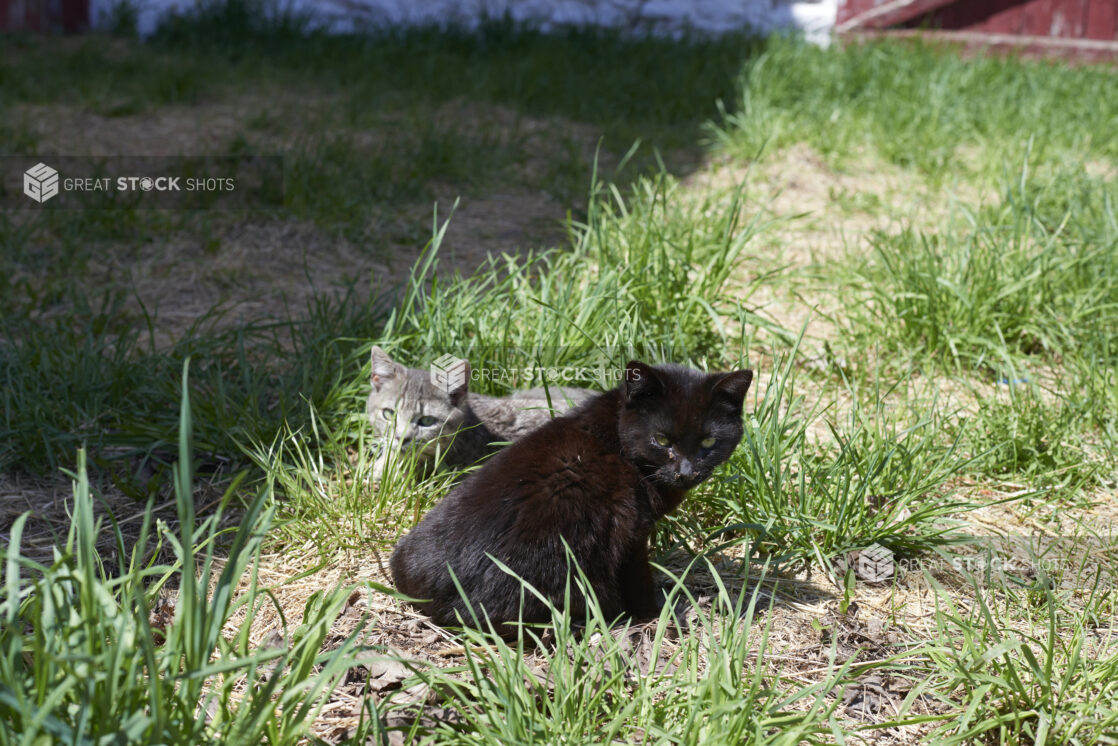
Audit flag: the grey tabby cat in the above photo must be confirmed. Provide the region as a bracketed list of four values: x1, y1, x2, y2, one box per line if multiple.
[366, 346, 592, 479]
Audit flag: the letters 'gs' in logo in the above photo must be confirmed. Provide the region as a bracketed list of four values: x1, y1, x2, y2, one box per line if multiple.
[24, 163, 60, 204]
[429, 354, 468, 394]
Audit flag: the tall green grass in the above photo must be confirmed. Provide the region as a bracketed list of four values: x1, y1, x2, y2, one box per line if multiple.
[0, 359, 940, 746]
[0, 363, 368, 744]
[835, 162, 1118, 485]
[375, 169, 773, 391]
[679, 343, 973, 573]
[845, 164, 1118, 371]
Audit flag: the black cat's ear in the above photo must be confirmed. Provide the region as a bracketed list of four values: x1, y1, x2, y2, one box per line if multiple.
[370, 346, 405, 392]
[711, 369, 753, 409]
[624, 361, 663, 403]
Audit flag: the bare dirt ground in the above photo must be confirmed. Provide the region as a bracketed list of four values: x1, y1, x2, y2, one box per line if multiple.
[10, 96, 590, 346]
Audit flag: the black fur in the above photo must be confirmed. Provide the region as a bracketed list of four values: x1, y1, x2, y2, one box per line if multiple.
[389, 361, 753, 628]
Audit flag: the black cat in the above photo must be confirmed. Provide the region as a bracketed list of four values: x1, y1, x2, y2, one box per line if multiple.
[389, 360, 753, 629]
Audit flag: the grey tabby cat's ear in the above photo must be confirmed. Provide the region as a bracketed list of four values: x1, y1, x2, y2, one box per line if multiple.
[711, 369, 753, 409]
[446, 360, 471, 407]
[623, 361, 663, 402]
[370, 346, 405, 392]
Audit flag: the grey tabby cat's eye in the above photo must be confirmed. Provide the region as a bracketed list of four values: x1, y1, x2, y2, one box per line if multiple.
[366, 346, 593, 481]
[700, 437, 716, 449]
[652, 433, 671, 447]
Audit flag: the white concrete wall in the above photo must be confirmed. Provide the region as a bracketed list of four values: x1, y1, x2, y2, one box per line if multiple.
[95, 0, 836, 44]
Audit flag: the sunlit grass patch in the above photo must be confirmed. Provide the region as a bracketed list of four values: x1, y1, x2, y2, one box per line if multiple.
[711, 36, 1118, 176]
[842, 180, 1118, 372]
[828, 161, 1118, 488]
[677, 344, 974, 576]
[376, 168, 770, 374]
[921, 572, 1118, 744]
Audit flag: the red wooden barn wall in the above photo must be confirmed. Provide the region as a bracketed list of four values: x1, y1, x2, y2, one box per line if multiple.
[0, 0, 89, 31]
[838, 0, 1118, 40]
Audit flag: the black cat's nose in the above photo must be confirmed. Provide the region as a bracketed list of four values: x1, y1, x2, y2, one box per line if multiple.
[678, 458, 693, 478]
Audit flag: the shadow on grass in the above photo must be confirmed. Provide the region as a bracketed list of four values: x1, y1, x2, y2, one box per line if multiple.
[0, 9, 770, 201]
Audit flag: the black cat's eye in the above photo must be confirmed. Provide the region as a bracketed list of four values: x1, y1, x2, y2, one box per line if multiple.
[416, 415, 439, 427]
[652, 433, 671, 448]
[381, 408, 395, 420]
[700, 437, 717, 449]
